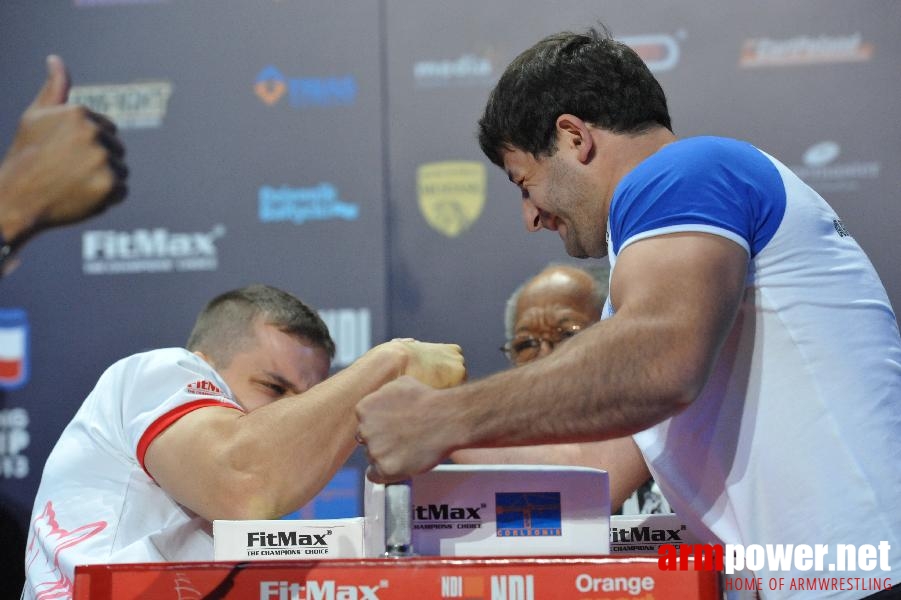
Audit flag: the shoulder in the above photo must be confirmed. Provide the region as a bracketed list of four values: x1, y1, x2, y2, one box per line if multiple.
[611, 136, 767, 225]
[101, 347, 204, 376]
[626, 136, 770, 183]
[99, 348, 226, 393]
[109, 347, 209, 369]
[609, 137, 785, 257]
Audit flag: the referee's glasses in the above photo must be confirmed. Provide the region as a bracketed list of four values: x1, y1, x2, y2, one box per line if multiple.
[500, 323, 584, 365]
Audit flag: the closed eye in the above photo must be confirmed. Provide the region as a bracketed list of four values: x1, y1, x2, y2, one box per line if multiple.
[253, 379, 288, 399]
[257, 371, 301, 399]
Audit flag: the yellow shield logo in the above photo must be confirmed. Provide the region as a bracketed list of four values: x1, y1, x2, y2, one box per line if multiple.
[417, 161, 486, 238]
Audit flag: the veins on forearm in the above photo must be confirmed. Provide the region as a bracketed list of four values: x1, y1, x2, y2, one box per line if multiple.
[455, 316, 692, 448]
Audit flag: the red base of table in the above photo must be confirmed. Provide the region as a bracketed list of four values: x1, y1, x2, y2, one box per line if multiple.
[75, 555, 721, 599]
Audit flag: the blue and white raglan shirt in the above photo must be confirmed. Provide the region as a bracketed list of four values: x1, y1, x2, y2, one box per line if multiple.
[604, 137, 901, 597]
[23, 348, 244, 600]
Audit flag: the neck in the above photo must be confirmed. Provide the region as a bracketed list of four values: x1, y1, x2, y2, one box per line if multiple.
[606, 127, 676, 188]
[589, 126, 677, 257]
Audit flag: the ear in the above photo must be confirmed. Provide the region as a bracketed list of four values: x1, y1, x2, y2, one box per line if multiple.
[555, 114, 594, 164]
[193, 350, 215, 367]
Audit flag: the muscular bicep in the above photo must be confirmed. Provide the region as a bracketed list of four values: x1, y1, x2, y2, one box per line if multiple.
[610, 232, 748, 402]
[143, 406, 249, 521]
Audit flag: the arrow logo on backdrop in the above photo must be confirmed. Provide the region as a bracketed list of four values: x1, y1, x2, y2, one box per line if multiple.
[254, 66, 287, 105]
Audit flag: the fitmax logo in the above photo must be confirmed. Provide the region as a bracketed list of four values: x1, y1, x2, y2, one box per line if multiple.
[82, 225, 225, 275]
[82, 225, 224, 260]
[260, 579, 387, 600]
[248, 531, 329, 547]
[611, 526, 685, 543]
[414, 504, 482, 521]
[254, 66, 356, 108]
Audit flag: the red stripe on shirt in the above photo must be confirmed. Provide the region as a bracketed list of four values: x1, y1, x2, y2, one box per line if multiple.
[137, 399, 244, 477]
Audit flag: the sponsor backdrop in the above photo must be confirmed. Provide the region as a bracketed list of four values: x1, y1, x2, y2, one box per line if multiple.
[0, 0, 897, 592]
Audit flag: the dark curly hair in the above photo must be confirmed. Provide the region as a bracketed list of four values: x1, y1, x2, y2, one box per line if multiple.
[478, 25, 672, 167]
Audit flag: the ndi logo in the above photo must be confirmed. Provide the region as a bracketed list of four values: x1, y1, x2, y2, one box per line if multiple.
[258, 184, 359, 225]
[440, 575, 485, 598]
[254, 66, 357, 108]
[318, 309, 371, 368]
[495, 492, 562, 537]
[490, 575, 534, 600]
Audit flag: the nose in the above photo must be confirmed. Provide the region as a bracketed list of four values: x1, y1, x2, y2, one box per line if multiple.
[522, 199, 542, 232]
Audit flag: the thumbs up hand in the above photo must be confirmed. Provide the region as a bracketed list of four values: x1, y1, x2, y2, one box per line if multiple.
[0, 55, 128, 254]
[31, 54, 71, 108]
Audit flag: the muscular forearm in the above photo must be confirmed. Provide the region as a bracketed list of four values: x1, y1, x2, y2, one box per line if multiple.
[224, 345, 406, 518]
[150, 344, 409, 521]
[442, 319, 698, 451]
[151, 339, 464, 520]
[439, 237, 747, 452]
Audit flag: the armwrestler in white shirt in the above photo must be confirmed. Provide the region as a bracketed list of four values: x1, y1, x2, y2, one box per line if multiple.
[24, 284, 464, 599]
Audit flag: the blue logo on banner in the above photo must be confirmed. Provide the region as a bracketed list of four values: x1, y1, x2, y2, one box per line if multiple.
[259, 183, 360, 225]
[0, 308, 29, 390]
[254, 66, 357, 108]
[283, 467, 360, 519]
[495, 492, 562, 537]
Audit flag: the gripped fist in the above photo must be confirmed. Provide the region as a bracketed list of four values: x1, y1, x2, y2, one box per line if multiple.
[390, 339, 466, 390]
[0, 55, 128, 245]
[356, 376, 455, 483]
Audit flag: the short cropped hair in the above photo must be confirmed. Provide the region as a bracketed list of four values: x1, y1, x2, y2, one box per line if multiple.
[186, 284, 335, 367]
[478, 25, 672, 167]
[504, 262, 610, 341]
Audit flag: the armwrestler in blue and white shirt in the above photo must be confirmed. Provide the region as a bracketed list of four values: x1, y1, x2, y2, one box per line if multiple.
[355, 27, 901, 599]
[607, 136, 900, 576]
